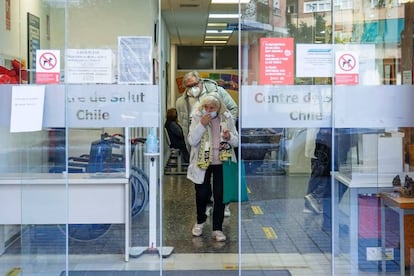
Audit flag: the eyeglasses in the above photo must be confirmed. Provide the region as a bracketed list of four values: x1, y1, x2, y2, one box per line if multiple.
[185, 82, 199, 89]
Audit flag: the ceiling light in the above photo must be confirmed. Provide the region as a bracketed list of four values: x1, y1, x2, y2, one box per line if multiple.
[209, 13, 239, 19]
[207, 23, 228, 27]
[204, 40, 228, 44]
[211, 0, 250, 3]
[205, 36, 230, 39]
[206, 30, 233, 34]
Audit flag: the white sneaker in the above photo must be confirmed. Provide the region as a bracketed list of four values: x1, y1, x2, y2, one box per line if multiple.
[304, 194, 322, 214]
[212, 230, 226, 242]
[302, 207, 313, 214]
[205, 205, 213, 216]
[192, 223, 204, 237]
[224, 205, 231, 217]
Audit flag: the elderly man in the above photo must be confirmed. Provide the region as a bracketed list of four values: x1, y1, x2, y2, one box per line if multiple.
[175, 71, 238, 217]
[176, 71, 238, 142]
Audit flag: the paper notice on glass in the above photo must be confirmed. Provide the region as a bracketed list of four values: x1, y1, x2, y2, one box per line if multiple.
[10, 86, 45, 132]
[118, 36, 153, 84]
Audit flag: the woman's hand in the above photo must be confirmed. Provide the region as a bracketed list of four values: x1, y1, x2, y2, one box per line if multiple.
[222, 129, 230, 140]
[200, 113, 212, 126]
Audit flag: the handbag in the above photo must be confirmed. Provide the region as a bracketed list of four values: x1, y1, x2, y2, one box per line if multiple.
[222, 160, 248, 204]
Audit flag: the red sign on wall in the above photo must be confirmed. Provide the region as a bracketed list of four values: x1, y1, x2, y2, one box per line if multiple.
[260, 37, 294, 85]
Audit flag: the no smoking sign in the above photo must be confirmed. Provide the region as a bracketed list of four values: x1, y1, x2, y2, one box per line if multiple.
[36, 49, 60, 84]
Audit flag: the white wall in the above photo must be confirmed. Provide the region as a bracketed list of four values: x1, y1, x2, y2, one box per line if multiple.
[0, 0, 50, 64]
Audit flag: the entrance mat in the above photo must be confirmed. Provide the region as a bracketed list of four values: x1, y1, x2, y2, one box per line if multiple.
[60, 270, 291, 275]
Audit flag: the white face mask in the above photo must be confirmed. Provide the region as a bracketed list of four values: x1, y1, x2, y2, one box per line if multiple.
[202, 109, 217, 118]
[190, 86, 201, 97]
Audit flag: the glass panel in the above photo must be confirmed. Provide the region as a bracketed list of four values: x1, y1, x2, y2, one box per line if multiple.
[332, 0, 413, 274]
[240, 0, 332, 274]
[0, 1, 161, 275]
[64, 0, 161, 274]
[0, 0, 68, 274]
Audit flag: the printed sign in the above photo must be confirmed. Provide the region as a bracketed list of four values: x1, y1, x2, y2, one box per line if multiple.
[10, 86, 45, 132]
[65, 49, 113, 83]
[335, 51, 359, 85]
[118, 36, 152, 84]
[296, 44, 333, 77]
[260, 37, 294, 85]
[36, 49, 60, 84]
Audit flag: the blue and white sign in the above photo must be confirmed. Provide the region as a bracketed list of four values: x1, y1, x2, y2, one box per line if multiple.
[241, 85, 332, 128]
[296, 44, 333, 77]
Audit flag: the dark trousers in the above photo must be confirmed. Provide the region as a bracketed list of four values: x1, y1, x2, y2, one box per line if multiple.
[306, 143, 331, 200]
[194, 164, 225, 231]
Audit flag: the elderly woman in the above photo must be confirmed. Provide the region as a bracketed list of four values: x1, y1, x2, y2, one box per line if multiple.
[187, 93, 238, 242]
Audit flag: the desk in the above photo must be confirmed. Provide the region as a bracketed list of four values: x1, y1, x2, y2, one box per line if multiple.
[381, 192, 414, 276]
[0, 173, 130, 261]
[333, 172, 394, 275]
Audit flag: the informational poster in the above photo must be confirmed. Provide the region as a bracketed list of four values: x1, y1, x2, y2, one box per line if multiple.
[35, 49, 60, 84]
[66, 85, 159, 128]
[296, 44, 333, 77]
[10, 86, 45, 132]
[118, 36, 153, 84]
[241, 85, 332, 128]
[65, 49, 113, 83]
[27, 13, 40, 83]
[260, 37, 294, 85]
[335, 51, 359, 85]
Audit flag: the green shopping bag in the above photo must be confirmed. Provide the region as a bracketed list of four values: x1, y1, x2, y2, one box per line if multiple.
[222, 160, 248, 204]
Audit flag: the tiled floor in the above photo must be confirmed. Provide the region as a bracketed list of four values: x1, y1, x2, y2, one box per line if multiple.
[0, 164, 403, 275]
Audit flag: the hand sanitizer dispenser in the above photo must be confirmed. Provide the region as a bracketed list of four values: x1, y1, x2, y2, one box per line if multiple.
[145, 128, 159, 153]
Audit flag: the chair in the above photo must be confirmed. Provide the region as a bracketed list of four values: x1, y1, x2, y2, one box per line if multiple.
[164, 128, 186, 174]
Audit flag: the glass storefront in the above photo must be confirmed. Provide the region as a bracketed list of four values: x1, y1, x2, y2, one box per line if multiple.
[0, 0, 413, 275]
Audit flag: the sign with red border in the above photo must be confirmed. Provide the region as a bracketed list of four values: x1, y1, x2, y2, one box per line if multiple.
[36, 50, 60, 84]
[335, 51, 359, 85]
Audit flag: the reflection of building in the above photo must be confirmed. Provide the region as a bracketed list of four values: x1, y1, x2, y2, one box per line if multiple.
[243, 0, 409, 84]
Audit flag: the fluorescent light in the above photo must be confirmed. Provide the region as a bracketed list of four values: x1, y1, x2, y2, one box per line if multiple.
[206, 29, 233, 34]
[204, 40, 228, 44]
[209, 13, 239, 19]
[205, 36, 230, 39]
[207, 23, 228, 27]
[211, 0, 250, 3]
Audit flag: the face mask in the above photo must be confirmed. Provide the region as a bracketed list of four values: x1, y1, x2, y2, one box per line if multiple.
[190, 86, 201, 97]
[202, 109, 217, 118]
